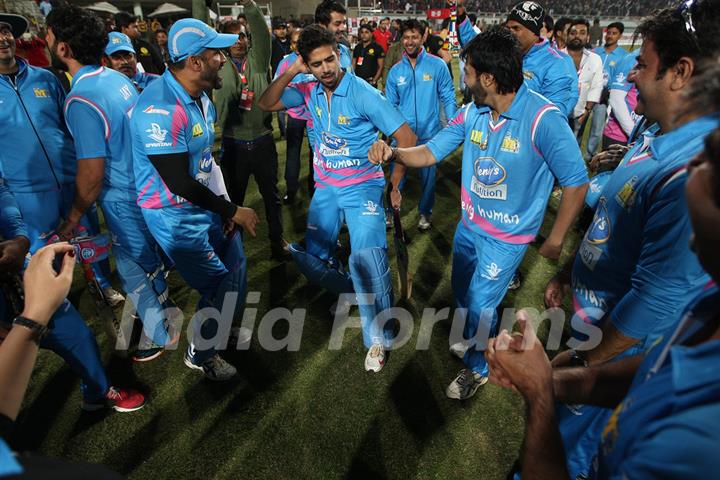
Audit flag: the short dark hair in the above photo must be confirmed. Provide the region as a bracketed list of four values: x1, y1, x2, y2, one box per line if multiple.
[382, 17, 390, 22]
[237, 13, 247, 21]
[297, 24, 336, 62]
[461, 26, 523, 95]
[221, 19, 244, 34]
[114, 11, 137, 30]
[543, 14, 554, 31]
[155, 28, 167, 35]
[606, 21, 624, 33]
[635, 1, 720, 78]
[315, 0, 346, 26]
[553, 16, 571, 35]
[571, 18, 590, 30]
[400, 19, 425, 37]
[358, 23, 373, 33]
[46, 5, 107, 66]
[288, 19, 302, 29]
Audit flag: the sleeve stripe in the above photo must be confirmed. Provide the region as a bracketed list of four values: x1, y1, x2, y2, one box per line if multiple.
[64, 95, 110, 140]
[531, 104, 560, 144]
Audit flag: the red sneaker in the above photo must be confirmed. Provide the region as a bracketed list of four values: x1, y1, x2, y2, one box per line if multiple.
[82, 387, 146, 413]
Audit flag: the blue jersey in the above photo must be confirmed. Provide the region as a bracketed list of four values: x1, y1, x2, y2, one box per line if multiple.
[131, 69, 217, 213]
[132, 71, 160, 92]
[385, 48, 457, 143]
[592, 45, 628, 88]
[0, 58, 74, 192]
[458, 19, 578, 117]
[591, 282, 720, 479]
[64, 66, 139, 203]
[0, 168, 28, 240]
[280, 70, 406, 189]
[572, 114, 718, 349]
[426, 84, 588, 244]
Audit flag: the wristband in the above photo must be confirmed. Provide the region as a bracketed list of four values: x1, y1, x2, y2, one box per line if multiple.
[13, 316, 49, 344]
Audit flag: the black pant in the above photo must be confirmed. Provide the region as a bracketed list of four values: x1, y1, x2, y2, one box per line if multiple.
[221, 135, 283, 243]
[602, 134, 626, 150]
[284, 116, 306, 196]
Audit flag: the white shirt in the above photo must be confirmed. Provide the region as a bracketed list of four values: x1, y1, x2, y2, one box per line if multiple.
[564, 48, 604, 119]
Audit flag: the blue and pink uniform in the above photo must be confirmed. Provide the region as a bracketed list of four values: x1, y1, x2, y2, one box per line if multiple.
[64, 65, 171, 346]
[603, 50, 639, 144]
[131, 69, 247, 365]
[280, 70, 407, 348]
[559, 113, 719, 479]
[385, 47, 457, 217]
[426, 84, 588, 374]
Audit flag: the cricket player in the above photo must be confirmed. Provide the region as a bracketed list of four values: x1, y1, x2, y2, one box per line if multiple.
[259, 25, 416, 373]
[131, 18, 258, 381]
[48, 5, 174, 362]
[385, 19, 457, 231]
[369, 27, 588, 399]
[104, 32, 159, 92]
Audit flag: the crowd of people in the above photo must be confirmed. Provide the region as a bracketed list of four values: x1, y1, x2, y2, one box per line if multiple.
[0, 0, 719, 476]
[379, 0, 677, 16]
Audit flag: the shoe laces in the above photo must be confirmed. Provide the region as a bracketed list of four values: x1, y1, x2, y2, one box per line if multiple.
[369, 344, 384, 358]
[106, 387, 123, 400]
[456, 369, 475, 387]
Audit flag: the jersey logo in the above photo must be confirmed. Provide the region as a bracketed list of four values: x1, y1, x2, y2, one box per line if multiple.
[615, 175, 638, 210]
[500, 135, 520, 153]
[33, 88, 48, 98]
[609, 60, 616, 67]
[140, 47, 149, 56]
[192, 123, 204, 137]
[397, 75, 407, 86]
[143, 105, 170, 116]
[422, 73, 432, 81]
[481, 262, 503, 281]
[368, 48, 375, 55]
[337, 115, 349, 125]
[145, 123, 169, 144]
[470, 130, 488, 149]
[362, 200, 380, 216]
[320, 132, 349, 157]
[523, 70, 534, 80]
[120, 84, 133, 101]
[586, 198, 611, 245]
[315, 106, 322, 118]
[471, 157, 507, 200]
[199, 148, 213, 173]
[615, 72, 626, 84]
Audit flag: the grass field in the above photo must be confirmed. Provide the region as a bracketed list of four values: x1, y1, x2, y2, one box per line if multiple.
[14, 66, 583, 479]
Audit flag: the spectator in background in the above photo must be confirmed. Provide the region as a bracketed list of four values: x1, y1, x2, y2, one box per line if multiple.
[154, 28, 169, 66]
[373, 17, 392, 52]
[565, 18, 603, 139]
[540, 13, 553, 40]
[271, 17, 290, 75]
[391, 17, 402, 41]
[237, 13, 248, 29]
[14, 31, 49, 67]
[353, 24, 384, 87]
[589, 17, 602, 46]
[287, 19, 301, 37]
[215, 7, 288, 261]
[552, 16, 571, 50]
[104, 32, 159, 92]
[114, 12, 164, 74]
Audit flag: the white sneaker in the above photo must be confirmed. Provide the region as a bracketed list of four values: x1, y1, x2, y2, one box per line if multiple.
[449, 340, 470, 359]
[184, 352, 237, 381]
[103, 287, 125, 307]
[364, 342, 386, 373]
[418, 214, 431, 231]
[445, 369, 488, 400]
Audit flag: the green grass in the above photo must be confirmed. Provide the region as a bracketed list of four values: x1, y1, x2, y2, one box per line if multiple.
[15, 65, 582, 479]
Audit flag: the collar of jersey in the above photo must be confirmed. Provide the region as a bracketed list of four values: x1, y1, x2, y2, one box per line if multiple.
[163, 68, 199, 106]
[72, 65, 104, 88]
[528, 37, 549, 57]
[401, 46, 426, 66]
[650, 113, 720, 160]
[315, 68, 350, 97]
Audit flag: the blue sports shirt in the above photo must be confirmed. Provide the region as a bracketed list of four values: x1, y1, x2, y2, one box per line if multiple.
[592, 45, 628, 88]
[64, 66, 139, 204]
[131, 69, 217, 213]
[425, 84, 588, 244]
[280, 70, 407, 189]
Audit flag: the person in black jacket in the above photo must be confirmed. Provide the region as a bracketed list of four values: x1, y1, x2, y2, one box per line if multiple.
[114, 11, 165, 74]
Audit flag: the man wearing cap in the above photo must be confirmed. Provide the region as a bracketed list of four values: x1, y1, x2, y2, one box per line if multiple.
[131, 17, 259, 381]
[457, 1, 578, 118]
[0, 11, 145, 413]
[104, 32, 159, 92]
[215, 2, 287, 261]
[271, 17, 290, 76]
[47, 5, 176, 363]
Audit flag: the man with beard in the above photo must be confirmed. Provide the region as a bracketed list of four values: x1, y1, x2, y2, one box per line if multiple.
[0, 11, 144, 413]
[214, 1, 287, 261]
[48, 5, 176, 363]
[368, 27, 588, 399]
[104, 32, 159, 92]
[457, 1, 578, 119]
[352, 24, 384, 87]
[373, 17, 392, 53]
[385, 19, 456, 232]
[131, 18, 259, 381]
[543, 1, 720, 477]
[564, 19, 603, 140]
[314, 0, 352, 69]
[587, 22, 627, 158]
[259, 25, 416, 373]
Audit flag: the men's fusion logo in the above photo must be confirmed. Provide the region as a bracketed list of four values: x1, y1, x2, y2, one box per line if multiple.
[471, 157, 508, 200]
[586, 198, 611, 244]
[319, 132, 349, 157]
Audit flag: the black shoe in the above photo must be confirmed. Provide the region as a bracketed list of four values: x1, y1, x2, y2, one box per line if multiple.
[283, 192, 297, 205]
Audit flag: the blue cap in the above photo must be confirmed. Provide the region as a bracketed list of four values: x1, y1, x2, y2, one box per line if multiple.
[105, 32, 136, 56]
[168, 18, 238, 63]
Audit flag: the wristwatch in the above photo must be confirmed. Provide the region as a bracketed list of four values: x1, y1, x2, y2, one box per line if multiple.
[568, 349, 589, 368]
[13, 316, 49, 344]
